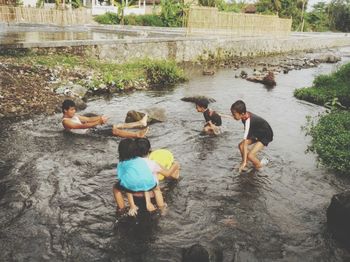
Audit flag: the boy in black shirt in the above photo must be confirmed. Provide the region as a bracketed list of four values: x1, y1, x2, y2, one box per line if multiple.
[231, 100, 273, 172]
[195, 99, 222, 135]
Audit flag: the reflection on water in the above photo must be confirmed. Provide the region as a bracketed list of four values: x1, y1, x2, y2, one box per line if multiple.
[1, 48, 350, 261]
[0, 30, 151, 44]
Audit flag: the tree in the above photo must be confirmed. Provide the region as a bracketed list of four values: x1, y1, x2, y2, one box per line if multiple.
[328, 0, 350, 32]
[305, 2, 330, 31]
[256, 0, 309, 30]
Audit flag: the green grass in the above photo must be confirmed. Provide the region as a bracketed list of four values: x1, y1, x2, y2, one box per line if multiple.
[305, 111, 350, 175]
[6, 53, 187, 92]
[294, 62, 350, 108]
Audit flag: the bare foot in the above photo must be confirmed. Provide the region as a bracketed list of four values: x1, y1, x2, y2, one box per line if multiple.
[137, 127, 149, 138]
[139, 113, 148, 127]
[146, 203, 156, 212]
[159, 203, 168, 216]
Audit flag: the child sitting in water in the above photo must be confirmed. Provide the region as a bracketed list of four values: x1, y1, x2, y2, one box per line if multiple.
[195, 99, 222, 135]
[136, 138, 180, 181]
[113, 138, 165, 216]
[61, 99, 149, 138]
[230, 100, 273, 172]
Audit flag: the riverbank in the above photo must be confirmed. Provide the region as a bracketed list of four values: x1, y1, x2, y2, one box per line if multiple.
[0, 53, 186, 120]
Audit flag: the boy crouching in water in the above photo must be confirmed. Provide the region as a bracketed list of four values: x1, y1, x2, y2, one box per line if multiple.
[230, 100, 273, 172]
[195, 99, 222, 135]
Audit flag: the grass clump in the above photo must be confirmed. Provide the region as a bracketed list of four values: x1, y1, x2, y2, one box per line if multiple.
[5, 53, 187, 93]
[294, 62, 350, 108]
[124, 14, 165, 27]
[93, 12, 119, 24]
[142, 59, 187, 86]
[304, 111, 350, 176]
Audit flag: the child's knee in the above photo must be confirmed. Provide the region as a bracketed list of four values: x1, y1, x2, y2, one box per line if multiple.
[247, 152, 255, 159]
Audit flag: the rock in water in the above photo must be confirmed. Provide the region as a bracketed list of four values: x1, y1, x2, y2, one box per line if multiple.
[145, 107, 167, 122]
[246, 71, 276, 87]
[315, 54, 341, 63]
[327, 190, 350, 250]
[262, 71, 276, 86]
[181, 96, 216, 104]
[125, 107, 166, 124]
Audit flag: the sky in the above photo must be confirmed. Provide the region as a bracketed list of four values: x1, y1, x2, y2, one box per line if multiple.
[236, 0, 331, 11]
[308, 0, 329, 7]
[307, 0, 330, 10]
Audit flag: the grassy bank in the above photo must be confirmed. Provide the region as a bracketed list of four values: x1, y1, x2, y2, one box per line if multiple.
[304, 111, 350, 176]
[294, 62, 350, 108]
[4, 53, 187, 94]
[296, 62, 350, 176]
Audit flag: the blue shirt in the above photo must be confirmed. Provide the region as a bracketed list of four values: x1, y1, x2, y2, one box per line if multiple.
[117, 157, 157, 192]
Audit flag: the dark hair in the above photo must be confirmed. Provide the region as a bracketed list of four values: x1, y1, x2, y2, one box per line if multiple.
[230, 100, 246, 114]
[62, 99, 76, 112]
[135, 138, 151, 157]
[182, 244, 210, 262]
[118, 138, 137, 161]
[195, 99, 209, 109]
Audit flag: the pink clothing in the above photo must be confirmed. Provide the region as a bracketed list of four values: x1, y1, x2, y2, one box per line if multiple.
[143, 158, 161, 183]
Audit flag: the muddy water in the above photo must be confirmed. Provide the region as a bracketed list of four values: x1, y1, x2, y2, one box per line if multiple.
[1, 50, 350, 261]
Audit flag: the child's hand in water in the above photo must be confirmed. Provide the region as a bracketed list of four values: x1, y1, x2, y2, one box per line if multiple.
[238, 162, 247, 173]
[100, 115, 108, 124]
[128, 206, 139, 217]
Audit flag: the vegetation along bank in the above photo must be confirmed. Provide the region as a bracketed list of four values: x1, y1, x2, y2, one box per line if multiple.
[295, 62, 350, 176]
[0, 52, 187, 120]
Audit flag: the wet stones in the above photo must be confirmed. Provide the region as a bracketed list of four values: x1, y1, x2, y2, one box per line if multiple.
[234, 52, 342, 87]
[125, 107, 166, 124]
[246, 71, 276, 87]
[240, 70, 248, 79]
[55, 83, 88, 98]
[327, 190, 350, 251]
[315, 54, 341, 63]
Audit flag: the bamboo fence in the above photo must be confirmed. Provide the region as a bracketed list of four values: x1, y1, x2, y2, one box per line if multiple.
[0, 6, 93, 26]
[186, 6, 292, 37]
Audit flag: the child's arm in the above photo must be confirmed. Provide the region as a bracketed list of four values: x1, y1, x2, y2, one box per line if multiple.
[158, 161, 180, 179]
[63, 117, 102, 130]
[78, 115, 108, 124]
[239, 139, 249, 172]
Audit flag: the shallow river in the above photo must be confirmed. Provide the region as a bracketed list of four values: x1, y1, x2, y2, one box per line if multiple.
[1, 49, 350, 261]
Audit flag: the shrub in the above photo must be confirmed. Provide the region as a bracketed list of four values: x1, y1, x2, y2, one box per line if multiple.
[124, 14, 164, 27]
[305, 111, 350, 175]
[160, 0, 187, 27]
[142, 59, 187, 87]
[94, 12, 119, 24]
[294, 62, 350, 108]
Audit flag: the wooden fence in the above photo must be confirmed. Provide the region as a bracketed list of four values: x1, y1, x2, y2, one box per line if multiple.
[186, 6, 292, 37]
[0, 6, 94, 26]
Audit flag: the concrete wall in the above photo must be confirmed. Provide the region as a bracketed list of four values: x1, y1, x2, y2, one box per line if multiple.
[3, 33, 350, 63]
